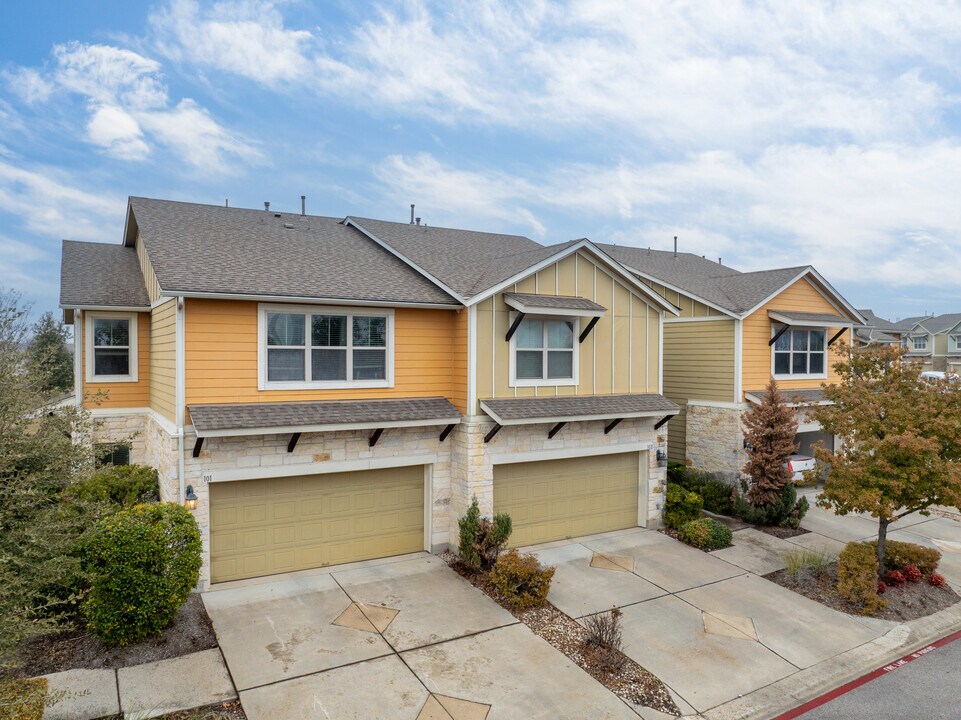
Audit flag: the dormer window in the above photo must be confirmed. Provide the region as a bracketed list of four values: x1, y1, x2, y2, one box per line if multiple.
[510, 316, 578, 386]
[950, 335, 961, 352]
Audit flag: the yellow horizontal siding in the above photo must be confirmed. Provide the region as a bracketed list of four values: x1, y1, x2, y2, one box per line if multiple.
[149, 300, 176, 421]
[82, 311, 151, 408]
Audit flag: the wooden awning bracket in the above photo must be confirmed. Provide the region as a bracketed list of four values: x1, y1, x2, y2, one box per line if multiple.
[579, 316, 600, 343]
[484, 424, 502, 443]
[287, 432, 301, 453]
[604, 418, 623, 434]
[828, 328, 847, 346]
[769, 324, 790, 347]
[192, 437, 204, 458]
[548, 422, 566, 439]
[654, 415, 673, 430]
[369, 428, 384, 447]
[439, 424, 456, 442]
[505, 312, 526, 342]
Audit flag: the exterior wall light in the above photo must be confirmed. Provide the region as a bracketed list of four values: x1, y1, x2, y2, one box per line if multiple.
[184, 485, 198, 511]
[656, 449, 667, 467]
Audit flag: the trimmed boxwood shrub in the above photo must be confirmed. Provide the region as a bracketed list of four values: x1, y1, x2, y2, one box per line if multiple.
[883, 540, 941, 575]
[489, 549, 555, 610]
[64, 465, 160, 508]
[837, 542, 885, 615]
[667, 463, 734, 515]
[677, 518, 732, 550]
[84, 503, 201, 645]
[664, 483, 703, 530]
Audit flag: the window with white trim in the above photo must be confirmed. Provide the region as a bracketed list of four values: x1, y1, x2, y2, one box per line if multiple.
[260, 305, 392, 388]
[950, 335, 961, 353]
[773, 328, 826, 377]
[86, 313, 138, 382]
[511, 316, 577, 386]
[913, 336, 928, 351]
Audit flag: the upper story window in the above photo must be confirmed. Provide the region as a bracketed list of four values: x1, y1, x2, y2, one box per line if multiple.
[86, 313, 138, 383]
[510, 316, 578, 387]
[950, 335, 961, 352]
[258, 304, 393, 390]
[773, 328, 826, 378]
[913, 336, 928, 351]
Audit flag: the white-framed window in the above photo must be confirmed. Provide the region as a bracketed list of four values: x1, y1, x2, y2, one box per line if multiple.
[913, 336, 928, 351]
[85, 312, 138, 383]
[950, 334, 961, 353]
[509, 315, 578, 387]
[772, 327, 826, 379]
[257, 304, 394, 390]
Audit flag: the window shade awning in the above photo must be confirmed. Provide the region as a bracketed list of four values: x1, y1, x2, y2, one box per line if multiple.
[480, 393, 678, 425]
[768, 310, 857, 328]
[504, 292, 607, 317]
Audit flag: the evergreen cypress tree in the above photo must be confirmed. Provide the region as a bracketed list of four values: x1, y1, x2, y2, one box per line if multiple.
[742, 376, 798, 506]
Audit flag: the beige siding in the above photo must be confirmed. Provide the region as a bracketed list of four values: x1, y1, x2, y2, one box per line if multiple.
[135, 234, 161, 304]
[661, 319, 736, 459]
[474, 250, 661, 413]
[149, 299, 176, 421]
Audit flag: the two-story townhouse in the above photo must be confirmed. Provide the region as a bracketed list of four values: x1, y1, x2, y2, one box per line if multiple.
[61, 197, 679, 587]
[854, 309, 903, 347]
[597, 246, 865, 482]
[899, 314, 961, 373]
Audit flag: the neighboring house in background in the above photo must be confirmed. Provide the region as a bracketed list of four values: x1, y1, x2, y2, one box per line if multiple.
[60, 197, 679, 587]
[599, 245, 865, 482]
[899, 314, 961, 373]
[855, 309, 904, 347]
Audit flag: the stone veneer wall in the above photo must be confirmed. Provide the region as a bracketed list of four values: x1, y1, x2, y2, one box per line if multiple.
[450, 416, 668, 539]
[90, 412, 147, 465]
[685, 403, 745, 482]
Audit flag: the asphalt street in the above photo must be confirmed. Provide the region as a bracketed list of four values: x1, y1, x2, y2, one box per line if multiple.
[796, 636, 961, 720]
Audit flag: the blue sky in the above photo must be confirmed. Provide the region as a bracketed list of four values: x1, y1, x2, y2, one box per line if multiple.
[2, 1, 960, 321]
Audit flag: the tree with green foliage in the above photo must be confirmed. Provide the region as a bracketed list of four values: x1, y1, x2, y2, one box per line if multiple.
[742, 376, 798, 505]
[812, 343, 961, 578]
[28, 311, 73, 393]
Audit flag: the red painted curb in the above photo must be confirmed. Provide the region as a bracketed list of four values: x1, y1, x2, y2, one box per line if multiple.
[771, 629, 961, 720]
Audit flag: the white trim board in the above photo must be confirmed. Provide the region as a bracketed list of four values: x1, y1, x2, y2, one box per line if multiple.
[84, 311, 139, 383]
[199, 453, 439, 483]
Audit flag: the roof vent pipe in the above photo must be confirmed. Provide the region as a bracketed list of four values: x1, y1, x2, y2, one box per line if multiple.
[264, 201, 270, 212]
[416, 217, 421, 226]
[301, 195, 306, 216]
[718, 257, 722, 264]
[673, 236, 677, 258]
[410, 204, 415, 224]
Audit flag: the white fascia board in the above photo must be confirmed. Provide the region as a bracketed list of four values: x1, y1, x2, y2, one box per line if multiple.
[196, 416, 462, 439]
[619, 264, 737, 319]
[62, 304, 150, 312]
[479, 400, 677, 426]
[803, 267, 868, 324]
[768, 311, 856, 328]
[343, 218, 467, 304]
[167, 290, 461, 310]
[503, 295, 605, 318]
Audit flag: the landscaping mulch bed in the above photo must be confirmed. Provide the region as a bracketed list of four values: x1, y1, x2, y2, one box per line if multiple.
[442, 552, 680, 716]
[155, 700, 247, 720]
[758, 525, 809, 540]
[12, 593, 217, 677]
[765, 563, 960, 622]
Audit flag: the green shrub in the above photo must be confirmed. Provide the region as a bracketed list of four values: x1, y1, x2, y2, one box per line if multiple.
[735, 484, 808, 528]
[84, 503, 201, 645]
[783, 548, 832, 580]
[64, 465, 160, 508]
[667, 461, 689, 486]
[457, 496, 512, 571]
[664, 483, 703, 530]
[667, 464, 734, 515]
[837, 542, 885, 614]
[677, 518, 732, 550]
[488, 549, 555, 610]
[882, 540, 941, 575]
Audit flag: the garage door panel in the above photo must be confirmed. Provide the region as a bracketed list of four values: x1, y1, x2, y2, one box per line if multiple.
[210, 465, 425, 583]
[494, 453, 641, 547]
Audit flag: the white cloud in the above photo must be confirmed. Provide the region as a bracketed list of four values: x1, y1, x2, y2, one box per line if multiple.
[6, 41, 259, 170]
[149, 0, 314, 83]
[86, 105, 150, 160]
[374, 145, 961, 290]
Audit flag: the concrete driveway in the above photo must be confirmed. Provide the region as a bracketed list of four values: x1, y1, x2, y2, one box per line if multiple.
[203, 553, 642, 719]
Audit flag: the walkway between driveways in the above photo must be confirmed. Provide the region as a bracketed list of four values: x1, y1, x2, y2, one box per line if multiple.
[204, 553, 644, 719]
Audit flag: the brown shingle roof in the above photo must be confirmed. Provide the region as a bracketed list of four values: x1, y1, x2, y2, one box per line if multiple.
[503, 292, 607, 313]
[744, 388, 828, 405]
[768, 310, 853, 324]
[128, 197, 458, 306]
[60, 240, 150, 308]
[480, 394, 678, 423]
[190, 397, 462, 435]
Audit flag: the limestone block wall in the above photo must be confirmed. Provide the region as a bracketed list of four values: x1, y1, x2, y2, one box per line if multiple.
[90, 412, 147, 465]
[685, 402, 744, 482]
[182, 425, 454, 587]
[450, 416, 668, 539]
[143, 414, 180, 503]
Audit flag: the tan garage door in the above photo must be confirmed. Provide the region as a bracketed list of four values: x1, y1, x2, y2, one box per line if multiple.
[210, 465, 424, 583]
[494, 453, 641, 547]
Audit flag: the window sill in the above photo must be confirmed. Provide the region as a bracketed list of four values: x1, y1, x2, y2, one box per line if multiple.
[510, 378, 578, 388]
[87, 375, 138, 383]
[258, 379, 393, 391]
[772, 373, 827, 382]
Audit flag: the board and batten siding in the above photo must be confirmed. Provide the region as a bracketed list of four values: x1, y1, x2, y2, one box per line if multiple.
[81, 310, 151, 408]
[662, 319, 736, 460]
[149, 299, 176, 421]
[182, 299, 460, 422]
[474, 250, 661, 415]
[135, 234, 161, 304]
[741, 277, 852, 395]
